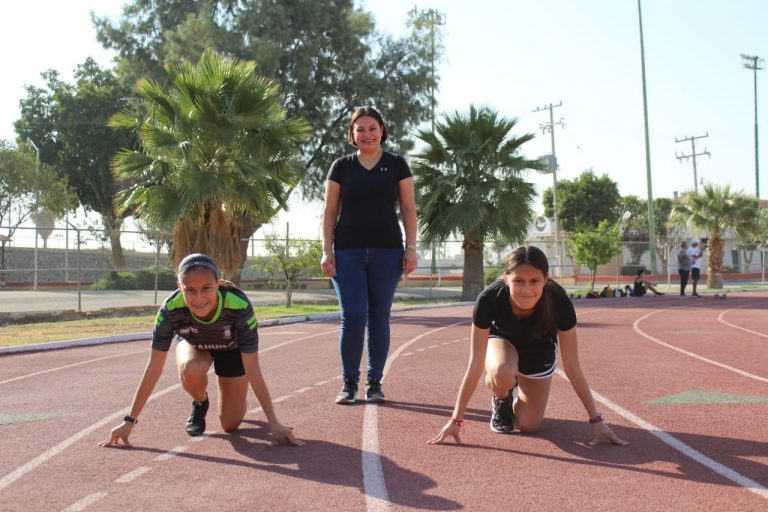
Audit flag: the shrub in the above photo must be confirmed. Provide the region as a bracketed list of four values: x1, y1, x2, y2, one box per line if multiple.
[91, 271, 138, 290]
[135, 265, 177, 290]
[485, 266, 501, 285]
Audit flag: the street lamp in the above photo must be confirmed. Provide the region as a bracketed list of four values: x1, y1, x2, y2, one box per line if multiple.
[741, 53, 764, 199]
[25, 137, 40, 291]
[637, 0, 657, 274]
[534, 102, 565, 277]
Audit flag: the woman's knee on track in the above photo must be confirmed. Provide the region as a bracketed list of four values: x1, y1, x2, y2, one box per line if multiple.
[485, 363, 517, 394]
[178, 359, 208, 384]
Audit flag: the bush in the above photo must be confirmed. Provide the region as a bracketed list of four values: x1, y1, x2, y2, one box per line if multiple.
[621, 265, 645, 276]
[485, 266, 502, 285]
[135, 265, 177, 290]
[91, 271, 138, 290]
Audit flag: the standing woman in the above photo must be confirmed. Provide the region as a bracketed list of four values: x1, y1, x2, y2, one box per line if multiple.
[321, 107, 418, 404]
[429, 246, 626, 445]
[100, 253, 301, 447]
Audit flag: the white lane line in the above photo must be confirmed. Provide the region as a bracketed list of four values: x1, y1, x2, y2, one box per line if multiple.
[718, 308, 768, 339]
[556, 369, 768, 501]
[362, 318, 470, 512]
[114, 466, 150, 483]
[0, 327, 337, 493]
[153, 446, 188, 461]
[295, 387, 313, 393]
[633, 311, 768, 383]
[0, 349, 146, 386]
[272, 395, 291, 403]
[61, 492, 108, 512]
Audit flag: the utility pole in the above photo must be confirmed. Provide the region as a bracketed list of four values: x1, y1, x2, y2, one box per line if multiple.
[410, 6, 445, 291]
[675, 133, 710, 194]
[741, 54, 764, 198]
[410, 6, 446, 133]
[534, 101, 564, 277]
[637, 0, 657, 274]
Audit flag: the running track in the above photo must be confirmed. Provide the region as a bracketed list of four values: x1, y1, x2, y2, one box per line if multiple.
[1, 292, 767, 511]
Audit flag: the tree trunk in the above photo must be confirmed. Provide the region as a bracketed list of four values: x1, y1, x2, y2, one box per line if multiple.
[707, 235, 724, 289]
[461, 235, 485, 301]
[233, 212, 264, 286]
[286, 280, 293, 308]
[103, 213, 126, 270]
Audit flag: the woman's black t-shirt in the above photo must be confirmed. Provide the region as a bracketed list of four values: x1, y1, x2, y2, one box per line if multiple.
[473, 279, 577, 353]
[327, 151, 412, 249]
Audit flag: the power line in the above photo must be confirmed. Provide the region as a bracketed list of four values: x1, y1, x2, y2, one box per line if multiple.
[675, 132, 710, 194]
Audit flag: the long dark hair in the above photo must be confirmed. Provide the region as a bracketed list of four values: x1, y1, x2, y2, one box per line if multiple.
[501, 246, 564, 338]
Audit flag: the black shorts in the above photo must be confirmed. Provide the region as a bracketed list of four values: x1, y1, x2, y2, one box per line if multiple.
[210, 349, 246, 377]
[490, 335, 557, 379]
[691, 268, 701, 280]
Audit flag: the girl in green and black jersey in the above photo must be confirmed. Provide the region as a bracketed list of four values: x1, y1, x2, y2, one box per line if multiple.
[100, 253, 301, 447]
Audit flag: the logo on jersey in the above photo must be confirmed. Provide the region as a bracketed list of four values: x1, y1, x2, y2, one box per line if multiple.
[380, 166, 388, 172]
[223, 326, 232, 340]
[178, 326, 199, 336]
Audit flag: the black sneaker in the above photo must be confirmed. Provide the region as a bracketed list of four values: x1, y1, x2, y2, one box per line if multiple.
[490, 392, 514, 434]
[335, 379, 358, 404]
[186, 397, 209, 436]
[365, 379, 386, 403]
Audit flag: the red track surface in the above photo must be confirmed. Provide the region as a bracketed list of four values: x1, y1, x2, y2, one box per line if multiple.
[1, 292, 767, 511]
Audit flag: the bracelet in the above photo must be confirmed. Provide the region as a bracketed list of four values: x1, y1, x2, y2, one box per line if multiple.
[123, 415, 138, 425]
[450, 418, 464, 425]
[588, 412, 604, 424]
[405, 243, 417, 251]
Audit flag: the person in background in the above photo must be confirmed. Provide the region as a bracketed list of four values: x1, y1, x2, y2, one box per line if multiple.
[321, 106, 418, 404]
[100, 253, 301, 447]
[677, 240, 691, 297]
[632, 268, 665, 297]
[687, 238, 705, 298]
[428, 246, 627, 447]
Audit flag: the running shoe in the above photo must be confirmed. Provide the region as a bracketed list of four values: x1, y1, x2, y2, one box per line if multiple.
[490, 392, 515, 434]
[335, 378, 358, 404]
[365, 379, 386, 403]
[185, 396, 209, 436]
[692, 293, 701, 298]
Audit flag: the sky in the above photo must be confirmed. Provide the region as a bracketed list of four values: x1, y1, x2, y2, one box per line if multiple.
[2, 0, 766, 240]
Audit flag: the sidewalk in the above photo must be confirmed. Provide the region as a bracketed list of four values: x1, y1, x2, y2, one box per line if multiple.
[0, 286, 463, 321]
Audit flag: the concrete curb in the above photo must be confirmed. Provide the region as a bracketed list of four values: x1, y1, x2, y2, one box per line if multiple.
[0, 302, 473, 356]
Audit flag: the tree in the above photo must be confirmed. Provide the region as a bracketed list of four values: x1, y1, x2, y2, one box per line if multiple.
[253, 234, 324, 307]
[568, 220, 622, 293]
[412, 105, 541, 300]
[671, 184, 759, 289]
[92, 0, 439, 200]
[620, 195, 675, 271]
[733, 207, 768, 272]
[14, 60, 135, 268]
[110, 50, 311, 279]
[0, 140, 75, 242]
[543, 170, 621, 232]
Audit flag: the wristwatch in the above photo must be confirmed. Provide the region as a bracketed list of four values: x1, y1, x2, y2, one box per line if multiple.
[123, 415, 138, 425]
[588, 412, 604, 424]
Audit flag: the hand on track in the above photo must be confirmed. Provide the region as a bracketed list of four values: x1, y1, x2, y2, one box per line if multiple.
[427, 421, 462, 445]
[270, 422, 304, 446]
[588, 422, 628, 446]
[99, 422, 133, 448]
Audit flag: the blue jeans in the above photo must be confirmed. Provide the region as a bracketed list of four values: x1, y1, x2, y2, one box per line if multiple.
[331, 247, 404, 382]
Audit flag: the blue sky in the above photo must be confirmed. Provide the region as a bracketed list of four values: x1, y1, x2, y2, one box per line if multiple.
[2, 1, 766, 237]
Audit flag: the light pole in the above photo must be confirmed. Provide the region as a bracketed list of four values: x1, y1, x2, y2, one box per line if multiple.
[25, 137, 40, 291]
[741, 53, 764, 199]
[410, 6, 445, 290]
[534, 102, 564, 277]
[637, 0, 657, 274]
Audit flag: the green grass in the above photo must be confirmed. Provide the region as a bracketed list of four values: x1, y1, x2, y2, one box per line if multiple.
[0, 300, 459, 348]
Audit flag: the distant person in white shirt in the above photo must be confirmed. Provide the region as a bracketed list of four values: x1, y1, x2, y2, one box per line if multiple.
[687, 238, 705, 298]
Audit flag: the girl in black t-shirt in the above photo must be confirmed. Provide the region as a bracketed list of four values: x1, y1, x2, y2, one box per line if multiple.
[428, 246, 626, 446]
[100, 253, 301, 447]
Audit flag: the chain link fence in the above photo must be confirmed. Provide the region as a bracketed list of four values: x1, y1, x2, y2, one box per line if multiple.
[1, 226, 765, 319]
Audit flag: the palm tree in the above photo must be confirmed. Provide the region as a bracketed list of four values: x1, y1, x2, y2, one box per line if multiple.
[412, 105, 541, 300]
[671, 184, 758, 288]
[110, 50, 311, 278]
